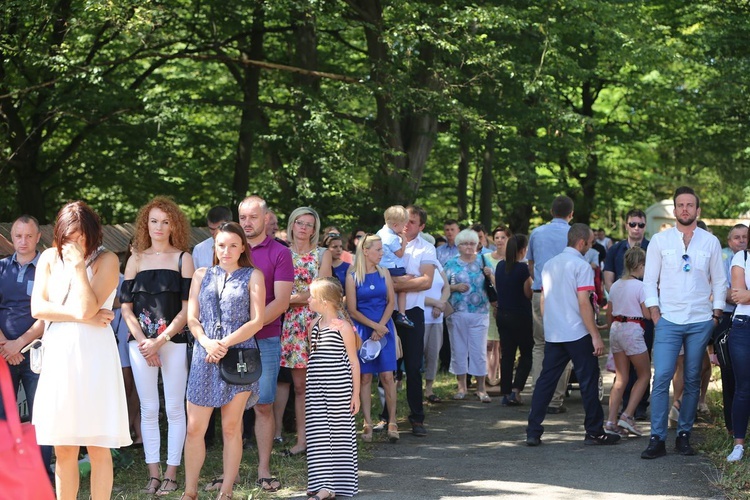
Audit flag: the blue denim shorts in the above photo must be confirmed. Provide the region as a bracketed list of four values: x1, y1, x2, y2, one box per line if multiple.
[256, 337, 282, 405]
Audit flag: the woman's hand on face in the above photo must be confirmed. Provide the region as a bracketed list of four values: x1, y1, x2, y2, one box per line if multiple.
[61, 241, 86, 268]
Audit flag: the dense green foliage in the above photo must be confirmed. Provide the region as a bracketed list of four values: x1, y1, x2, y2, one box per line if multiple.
[1, 0, 749, 235]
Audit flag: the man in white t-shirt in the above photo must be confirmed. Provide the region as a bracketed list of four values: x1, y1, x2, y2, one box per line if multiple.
[526, 223, 619, 446]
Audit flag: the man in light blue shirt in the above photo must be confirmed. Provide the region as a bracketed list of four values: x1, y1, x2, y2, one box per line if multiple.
[527, 195, 574, 413]
[436, 219, 460, 265]
[191, 206, 232, 269]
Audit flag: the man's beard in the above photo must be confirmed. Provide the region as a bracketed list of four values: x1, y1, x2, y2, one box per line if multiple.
[676, 215, 696, 226]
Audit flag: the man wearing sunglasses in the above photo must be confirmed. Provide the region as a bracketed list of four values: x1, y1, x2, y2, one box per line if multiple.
[603, 209, 653, 420]
[641, 186, 726, 459]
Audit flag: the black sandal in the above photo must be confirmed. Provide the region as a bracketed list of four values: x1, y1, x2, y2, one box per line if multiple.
[142, 477, 161, 495]
[156, 478, 179, 496]
[255, 477, 281, 492]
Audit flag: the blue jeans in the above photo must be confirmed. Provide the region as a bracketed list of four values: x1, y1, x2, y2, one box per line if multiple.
[650, 318, 714, 440]
[729, 315, 750, 439]
[7, 357, 53, 482]
[527, 335, 604, 438]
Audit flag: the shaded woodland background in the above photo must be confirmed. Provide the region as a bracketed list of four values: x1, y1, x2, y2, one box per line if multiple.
[2, 0, 749, 236]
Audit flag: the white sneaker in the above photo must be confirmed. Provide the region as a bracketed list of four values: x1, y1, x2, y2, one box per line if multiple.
[727, 444, 744, 462]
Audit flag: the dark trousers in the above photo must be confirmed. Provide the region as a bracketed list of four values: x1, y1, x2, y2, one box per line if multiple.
[729, 315, 750, 440]
[497, 310, 533, 395]
[382, 307, 425, 424]
[8, 357, 53, 483]
[714, 312, 735, 432]
[527, 335, 604, 438]
[622, 319, 654, 412]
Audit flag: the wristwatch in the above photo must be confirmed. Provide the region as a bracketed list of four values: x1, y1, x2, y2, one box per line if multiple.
[163, 333, 171, 342]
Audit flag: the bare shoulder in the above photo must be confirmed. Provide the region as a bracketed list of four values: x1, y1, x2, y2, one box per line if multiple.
[331, 317, 353, 332]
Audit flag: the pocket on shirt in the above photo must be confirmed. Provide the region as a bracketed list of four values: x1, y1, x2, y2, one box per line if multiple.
[26, 280, 34, 296]
[661, 249, 678, 269]
[694, 251, 710, 272]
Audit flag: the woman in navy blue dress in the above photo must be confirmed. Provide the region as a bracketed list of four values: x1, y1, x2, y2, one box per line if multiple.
[182, 222, 266, 500]
[345, 234, 399, 443]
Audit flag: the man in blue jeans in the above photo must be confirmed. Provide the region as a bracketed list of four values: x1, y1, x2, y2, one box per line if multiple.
[0, 215, 52, 482]
[526, 223, 619, 446]
[642, 186, 726, 459]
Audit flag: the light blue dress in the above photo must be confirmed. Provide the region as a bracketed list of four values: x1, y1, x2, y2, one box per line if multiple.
[187, 266, 259, 409]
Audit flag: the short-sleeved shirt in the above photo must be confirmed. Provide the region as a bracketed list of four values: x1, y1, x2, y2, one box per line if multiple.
[0, 252, 39, 340]
[436, 243, 458, 266]
[192, 237, 214, 269]
[444, 256, 489, 315]
[495, 261, 532, 316]
[609, 278, 646, 318]
[251, 235, 294, 340]
[377, 225, 404, 269]
[732, 251, 750, 316]
[541, 247, 595, 343]
[403, 235, 438, 310]
[527, 218, 571, 290]
[603, 238, 650, 282]
[423, 262, 445, 325]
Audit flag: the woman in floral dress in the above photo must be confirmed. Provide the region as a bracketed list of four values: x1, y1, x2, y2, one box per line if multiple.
[279, 207, 331, 457]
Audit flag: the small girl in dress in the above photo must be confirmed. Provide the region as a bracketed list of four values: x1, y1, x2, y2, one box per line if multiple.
[305, 277, 361, 500]
[605, 246, 652, 437]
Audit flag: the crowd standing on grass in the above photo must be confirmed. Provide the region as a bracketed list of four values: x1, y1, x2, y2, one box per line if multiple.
[6, 184, 750, 500]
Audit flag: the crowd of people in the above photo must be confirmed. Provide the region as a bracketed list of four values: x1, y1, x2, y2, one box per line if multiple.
[0, 185, 747, 500]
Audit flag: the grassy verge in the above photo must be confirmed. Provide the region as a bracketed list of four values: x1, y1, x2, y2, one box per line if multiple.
[698, 373, 750, 500]
[77, 372, 459, 498]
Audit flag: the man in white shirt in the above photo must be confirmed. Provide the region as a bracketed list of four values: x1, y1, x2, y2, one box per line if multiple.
[191, 206, 233, 269]
[641, 186, 726, 459]
[526, 223, 618, 446]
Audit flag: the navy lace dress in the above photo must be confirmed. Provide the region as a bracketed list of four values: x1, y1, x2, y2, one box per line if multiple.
[187, 266, 259, 409]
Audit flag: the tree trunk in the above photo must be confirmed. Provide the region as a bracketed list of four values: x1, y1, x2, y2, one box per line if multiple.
[457, 121, 470, 220]
[480, 129, 495, 230]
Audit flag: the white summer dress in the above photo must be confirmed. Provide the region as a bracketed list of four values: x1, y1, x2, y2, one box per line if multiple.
[33, 257, 131, 448]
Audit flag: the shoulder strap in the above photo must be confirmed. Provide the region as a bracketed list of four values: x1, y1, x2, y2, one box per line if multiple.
[213, 267, 223, 327]
[744, 250, 747, 264]
[178, 251, 185, 275]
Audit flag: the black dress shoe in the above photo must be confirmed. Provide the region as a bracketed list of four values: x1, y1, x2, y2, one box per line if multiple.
[675, 431, 695, 455]
[641, 435, 667, 459]
[584, 433, 621, 445]
[411, 423, 427, 437]
[526, 435, 541, 447]
[546, 405, 567, 414]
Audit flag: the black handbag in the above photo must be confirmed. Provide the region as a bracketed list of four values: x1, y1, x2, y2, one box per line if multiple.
[211, 268, 262, 385]
[480, 254, 498, 303]
[715, 326, 731, 369]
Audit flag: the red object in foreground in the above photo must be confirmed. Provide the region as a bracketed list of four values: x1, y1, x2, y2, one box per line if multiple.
[0, 356, 55, 500]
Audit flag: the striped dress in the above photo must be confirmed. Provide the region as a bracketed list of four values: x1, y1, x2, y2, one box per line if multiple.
[305, 320, 359, 497]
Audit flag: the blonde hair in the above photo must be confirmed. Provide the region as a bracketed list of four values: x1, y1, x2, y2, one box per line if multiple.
[353, 233, 387, 286]
[621, 246, 646, 280]
[384, 205, 408, 225]
[310, 277, 351, 322]
[133, 196, 191, 252]
[287, 206, 321, 247]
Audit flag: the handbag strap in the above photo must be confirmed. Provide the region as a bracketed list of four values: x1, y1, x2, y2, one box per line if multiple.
[213, 268, 224, 329]
[0, 357, 23, 443]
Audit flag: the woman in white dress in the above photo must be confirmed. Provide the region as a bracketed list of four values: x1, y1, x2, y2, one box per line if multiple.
[31, 201, 131, 500]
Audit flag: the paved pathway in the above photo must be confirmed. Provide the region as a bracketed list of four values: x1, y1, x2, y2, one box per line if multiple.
[348, 384, 724, 499]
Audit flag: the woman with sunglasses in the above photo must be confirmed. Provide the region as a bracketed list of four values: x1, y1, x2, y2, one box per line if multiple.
[278, 207, 332, 457]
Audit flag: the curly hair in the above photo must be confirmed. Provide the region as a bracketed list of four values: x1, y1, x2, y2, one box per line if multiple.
[133, 196, 191, 252]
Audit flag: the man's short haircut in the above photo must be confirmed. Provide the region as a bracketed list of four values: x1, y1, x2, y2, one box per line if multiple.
[470, 223, 486, 234]
[408, 205, 428, 227]
[239, 195, 267, 212]
[207, 206, 232, 224]
[567, 223, 592, 247]
[730, 223, 748, 234]
[625, 209, 646, 221]
[551, 195, 574, 218]
[443, 218, 459, 227]
[13, 214, 40, 232]
[384, 205, 408, 224]
[673, 186, 700, 208]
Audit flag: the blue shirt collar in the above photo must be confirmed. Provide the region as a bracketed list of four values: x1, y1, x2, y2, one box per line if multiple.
[11, 251, 40, 267]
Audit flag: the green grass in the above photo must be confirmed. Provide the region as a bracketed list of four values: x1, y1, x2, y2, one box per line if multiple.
[77, 372, 460, 498]
[697, 372, 750, 500]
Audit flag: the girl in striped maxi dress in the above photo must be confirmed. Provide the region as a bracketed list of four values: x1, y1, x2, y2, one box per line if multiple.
[305, 277, 361, 499]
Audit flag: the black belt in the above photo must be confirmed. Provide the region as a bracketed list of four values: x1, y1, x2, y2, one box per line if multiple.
[532, 290, 542, 294]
